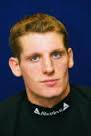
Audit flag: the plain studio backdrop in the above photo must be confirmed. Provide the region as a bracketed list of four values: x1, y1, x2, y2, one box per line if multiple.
[0, 0, 91, 100]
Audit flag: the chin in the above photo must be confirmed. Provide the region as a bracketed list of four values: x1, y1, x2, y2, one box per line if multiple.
[42, 90, 64, 99]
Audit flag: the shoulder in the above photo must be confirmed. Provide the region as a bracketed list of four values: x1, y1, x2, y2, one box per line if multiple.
[71, 85, 91, 102]
[0, 91, 26, 134]
[0, 91, 26, 117]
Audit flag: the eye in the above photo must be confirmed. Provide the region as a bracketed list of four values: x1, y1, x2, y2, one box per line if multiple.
[31, 55, 40, 62]
[52, 51, 62, 59]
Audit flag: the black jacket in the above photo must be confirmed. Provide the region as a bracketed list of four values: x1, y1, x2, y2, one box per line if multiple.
[0, 85, 91, 136]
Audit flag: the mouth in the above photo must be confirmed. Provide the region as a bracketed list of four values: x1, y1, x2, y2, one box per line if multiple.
[40, 79, 59, 87]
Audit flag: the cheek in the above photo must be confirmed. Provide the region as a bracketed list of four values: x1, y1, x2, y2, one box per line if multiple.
[55, 60, 68, 74]
[21, 64, 42, 81]
[29, 62, 42, 73]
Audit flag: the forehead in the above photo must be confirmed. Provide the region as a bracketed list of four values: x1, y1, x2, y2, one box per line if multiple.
[19, 32, 65, 55]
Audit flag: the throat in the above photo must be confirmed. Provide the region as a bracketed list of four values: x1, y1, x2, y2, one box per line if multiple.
[26, 86, 70, 108]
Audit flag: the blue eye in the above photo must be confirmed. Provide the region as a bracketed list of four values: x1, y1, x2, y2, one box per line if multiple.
[31, 55, 40, 62]
[52, 51, 62, 59]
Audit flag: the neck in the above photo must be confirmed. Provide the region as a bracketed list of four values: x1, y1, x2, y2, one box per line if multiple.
[26, 84, 70, 108]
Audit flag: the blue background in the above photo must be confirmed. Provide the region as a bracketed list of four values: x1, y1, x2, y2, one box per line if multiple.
[0, 0, 91, 100]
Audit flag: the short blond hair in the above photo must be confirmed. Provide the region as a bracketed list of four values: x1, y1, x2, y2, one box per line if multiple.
[9, 13, 69, 59]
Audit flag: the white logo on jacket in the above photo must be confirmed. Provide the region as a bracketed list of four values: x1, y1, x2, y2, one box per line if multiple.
[34, 103, 70, 116]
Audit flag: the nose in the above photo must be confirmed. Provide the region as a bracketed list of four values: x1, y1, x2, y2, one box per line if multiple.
[42, 57, 54, 75]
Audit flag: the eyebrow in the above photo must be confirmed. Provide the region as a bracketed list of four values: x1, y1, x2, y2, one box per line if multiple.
[24, 48, 66, 59]
[50, 49, 67, 57]
[24, 53, 41, 60]
[50, 48, 66, 53]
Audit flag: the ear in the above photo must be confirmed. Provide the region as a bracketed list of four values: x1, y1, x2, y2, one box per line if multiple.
[67, 48, 74, 68]
[9, 57, 22, 77]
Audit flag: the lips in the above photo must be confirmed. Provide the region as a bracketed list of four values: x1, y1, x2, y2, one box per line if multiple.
[41, 79, 59, 87]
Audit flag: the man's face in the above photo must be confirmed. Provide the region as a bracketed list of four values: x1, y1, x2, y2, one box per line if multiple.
[11, 32, 74, 101]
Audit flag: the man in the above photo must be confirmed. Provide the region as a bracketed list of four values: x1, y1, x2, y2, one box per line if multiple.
[0, 13, 91, 136]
